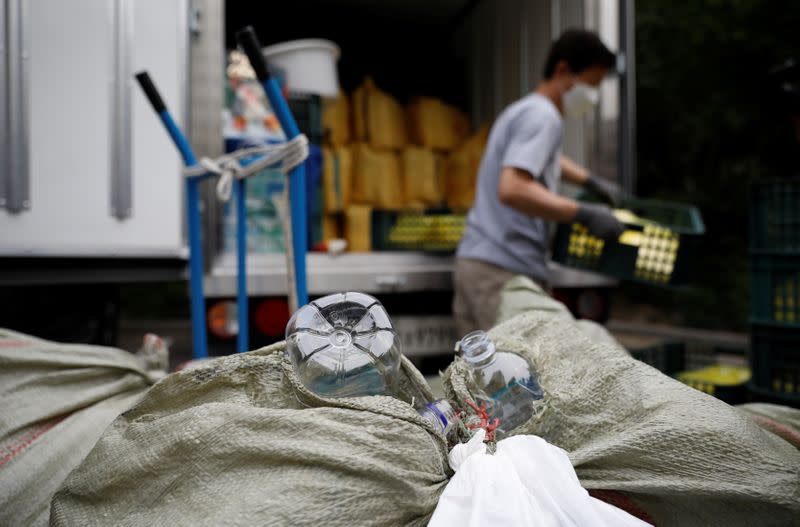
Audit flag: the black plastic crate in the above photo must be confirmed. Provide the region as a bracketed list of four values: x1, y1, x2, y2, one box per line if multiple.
[750, 178, 800, 253]
[372, 210, 466, 252]
[629, 341, 686, 375]
[553, 198, 705, 286]
[749, 323, 800, 404]
[287, 93, 323, 145]
[750, 253, 800, 326]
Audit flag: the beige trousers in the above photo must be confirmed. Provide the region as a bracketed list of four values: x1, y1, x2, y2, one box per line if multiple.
[452, 258, 523, 337]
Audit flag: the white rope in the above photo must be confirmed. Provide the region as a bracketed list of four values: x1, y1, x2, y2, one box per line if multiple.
[183, 134, 309, 201]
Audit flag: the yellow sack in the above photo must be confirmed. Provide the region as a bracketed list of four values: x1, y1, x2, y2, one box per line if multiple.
[322, 146, 352, 213]
[445, 124, 489, 210]
[322, 95, 351, 146]
[407, 97, 471, 151]
[322, 214, 341, 241]
[351, 143, 404, 210]
[345, 205, 372, 252]
[352, 78, 407, 150]
[402, 146, 444, 208]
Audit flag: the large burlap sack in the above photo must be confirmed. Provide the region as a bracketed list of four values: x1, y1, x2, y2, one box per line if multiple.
[444, 124, 488, 210]
[351, 143, 404, 209]
[322, 213, 341, 241]
[0, 329, 166, 527]
[737, 402, 800, 448]
[443, 277, 800, 526]
[344, 204, 372, 252]
[406, 97, 470, 151]
[402, 146, 445, 207]
[352, 78, 407, 150]
[322, 95, 351, 146]
[50, 343, 451, 526]
[496, 275, 620, 347]
[322, 145, 352, 213]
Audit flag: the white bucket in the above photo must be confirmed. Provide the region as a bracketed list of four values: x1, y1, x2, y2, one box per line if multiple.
[262, 39, 341, 97]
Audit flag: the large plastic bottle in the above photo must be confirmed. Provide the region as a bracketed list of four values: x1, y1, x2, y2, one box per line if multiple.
[459, 330, 543, 436]
[285, 292, 459, 438]
[286, 292, 402, 398]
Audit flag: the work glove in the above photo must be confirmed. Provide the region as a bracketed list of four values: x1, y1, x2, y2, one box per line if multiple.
[574, 202, 625, 241]
[585, 175, 622, 206]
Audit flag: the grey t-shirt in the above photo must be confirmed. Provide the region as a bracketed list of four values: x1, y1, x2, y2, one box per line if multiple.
[456, 93, 563, 282]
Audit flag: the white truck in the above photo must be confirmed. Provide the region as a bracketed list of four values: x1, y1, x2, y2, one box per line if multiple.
[1, 0, 635, 354]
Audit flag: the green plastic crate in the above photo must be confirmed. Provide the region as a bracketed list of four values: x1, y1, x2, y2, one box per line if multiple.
[287, 93, 323, 145]
[372, 211, 466, 252]
[553, 198, 705, 286]
[750, 178, 800, 253]
[748, 323, 800, 405]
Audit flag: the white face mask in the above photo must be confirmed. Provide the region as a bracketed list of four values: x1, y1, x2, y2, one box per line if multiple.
[562, 82, 600, 118]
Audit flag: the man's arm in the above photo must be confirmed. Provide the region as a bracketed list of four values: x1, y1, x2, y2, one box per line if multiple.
[560, 154, 590, 185]
[498, 166, 624, 240]
[498, 166, 579, 221]
[560, 154, 621, 205]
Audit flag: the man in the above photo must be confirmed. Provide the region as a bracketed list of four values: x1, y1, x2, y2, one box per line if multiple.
[453, 29, 624, 336]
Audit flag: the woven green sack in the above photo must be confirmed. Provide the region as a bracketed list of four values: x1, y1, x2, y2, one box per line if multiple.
[50, 343, 451, 526]
[0, 329, 165, 527]
[442, 277, 800, 527]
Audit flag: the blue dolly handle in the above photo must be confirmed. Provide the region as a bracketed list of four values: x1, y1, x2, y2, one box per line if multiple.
[235, 26, 309, 309]
[135, 71, 251, 356]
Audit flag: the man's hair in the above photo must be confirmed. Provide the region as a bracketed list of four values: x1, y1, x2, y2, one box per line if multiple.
[543, 29, 616, 79]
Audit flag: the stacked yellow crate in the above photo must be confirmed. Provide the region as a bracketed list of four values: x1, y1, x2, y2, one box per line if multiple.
[321, 93, 352, 249]
[321, 77, 487, 252]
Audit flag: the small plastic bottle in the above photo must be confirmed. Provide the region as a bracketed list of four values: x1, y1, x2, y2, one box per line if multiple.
[418, 399, 459, 440]
[459, 330, 542, 436]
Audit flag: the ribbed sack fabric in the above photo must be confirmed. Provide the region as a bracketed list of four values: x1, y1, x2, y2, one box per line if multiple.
[50, 343, 450, 527]
[442, 276, 800, 527]
[737, 402, 800, 448]
[0, 328, 165, 527]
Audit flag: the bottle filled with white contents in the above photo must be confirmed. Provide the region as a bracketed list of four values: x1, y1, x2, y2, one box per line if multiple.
[459, 330, 543, 436]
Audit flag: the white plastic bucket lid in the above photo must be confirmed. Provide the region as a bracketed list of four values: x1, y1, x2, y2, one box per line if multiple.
[262, 39, 340, 97]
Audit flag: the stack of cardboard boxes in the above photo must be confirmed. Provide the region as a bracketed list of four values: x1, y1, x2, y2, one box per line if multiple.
[321, 77, 488, 252]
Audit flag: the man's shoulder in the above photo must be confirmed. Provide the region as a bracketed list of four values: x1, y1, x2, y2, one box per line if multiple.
[523, 94, 562, 125]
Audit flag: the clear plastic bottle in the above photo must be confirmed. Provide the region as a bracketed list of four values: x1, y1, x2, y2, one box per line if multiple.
[285, 292, 460, 439]
[459, 330, 542, 436]
[286, 292, 402, 398]
[418, 399, 459, 439]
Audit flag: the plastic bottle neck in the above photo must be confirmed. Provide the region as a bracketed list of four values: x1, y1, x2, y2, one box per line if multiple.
[460, 330, 496, 366]
[421, 399, 458, 437]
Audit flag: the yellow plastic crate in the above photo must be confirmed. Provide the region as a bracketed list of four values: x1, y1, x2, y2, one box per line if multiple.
[373, 211, 466, 251]
[676, 365, 750, 403]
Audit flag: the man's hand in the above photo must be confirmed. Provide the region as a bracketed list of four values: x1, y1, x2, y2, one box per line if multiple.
[574, 203, 625, 241]
[584, 175, 622, 206]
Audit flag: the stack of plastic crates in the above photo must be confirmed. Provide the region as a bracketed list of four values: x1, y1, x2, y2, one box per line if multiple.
[552, 198, 705, 286]
[371, 211, 466, 252]
[749, 178, 800, 405]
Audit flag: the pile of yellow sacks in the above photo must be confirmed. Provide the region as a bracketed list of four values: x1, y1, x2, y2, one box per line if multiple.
[321, 77, 488, 252]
